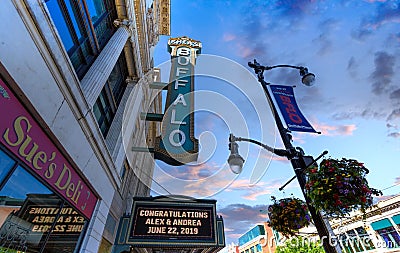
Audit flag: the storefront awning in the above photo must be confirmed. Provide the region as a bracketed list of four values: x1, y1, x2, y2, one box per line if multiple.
[392, 214, 400, 225]
[371, 218, 392, 230]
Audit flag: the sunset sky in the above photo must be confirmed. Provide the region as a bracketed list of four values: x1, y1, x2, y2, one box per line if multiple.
[150, 0, 400, 245]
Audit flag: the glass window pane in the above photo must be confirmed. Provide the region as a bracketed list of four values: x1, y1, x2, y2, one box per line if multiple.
[94, 88, 114, 137]
[93, 101, 103, 122]
[45, 0, 75, 51]
[37, 203, 87, 253]
[86, 0, 106, 24]
[0, 166, 87, 252]
[108, 64, 122, 93]
[339, 233, 354, 253]
[65, 0, 82, 39]
[355, 227, 375, 250]
[0, 166, 52, 199]
[0, 149, 15, 183]
[0, 166, 58, 252]
[377, 227, 400, 248]
[99, 92, 108, 108]
[347, 229, 363, 252]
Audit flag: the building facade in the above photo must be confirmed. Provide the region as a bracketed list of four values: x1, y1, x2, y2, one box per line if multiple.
[218, 242, 239, 253]
[330, 195, 400, 253]
[231, 195, 400, 253]
[237, 223, 277, 253]
[280, 194, 400, 252]
[0, 0, 168, 252]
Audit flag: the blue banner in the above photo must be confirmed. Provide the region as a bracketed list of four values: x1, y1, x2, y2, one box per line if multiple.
[270, 84, 317, 133]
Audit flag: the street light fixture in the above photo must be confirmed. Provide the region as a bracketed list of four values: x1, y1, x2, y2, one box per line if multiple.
[227, 60, 342, 253]
[228, 134, 291, 174]
[227, 137, 244, 174]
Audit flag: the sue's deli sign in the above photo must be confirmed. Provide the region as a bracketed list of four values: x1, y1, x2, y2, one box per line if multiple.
[0, 78, 97, 219]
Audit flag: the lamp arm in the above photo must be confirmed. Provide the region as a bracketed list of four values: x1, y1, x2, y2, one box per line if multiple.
[248, 60, 310, 83]
[233, 136, 289, 157]
[264, 64, 303, 71]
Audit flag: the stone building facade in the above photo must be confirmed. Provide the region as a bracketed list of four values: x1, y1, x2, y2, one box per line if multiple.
[0, 0, 168, 252]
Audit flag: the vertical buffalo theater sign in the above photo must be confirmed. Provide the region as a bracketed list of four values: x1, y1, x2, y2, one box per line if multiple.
[154, 37, 201, 165]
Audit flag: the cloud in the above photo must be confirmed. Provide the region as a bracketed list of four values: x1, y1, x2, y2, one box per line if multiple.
[157, 162, 220, 181]
[234, 0, 319, 61]
[313, 18, 340, 56]
[347, 56, 359, 78]
[387, 108, 400, 137]
[363, 0, 400, 30]
[151, 162, 240, 198]
[370, 51, 396, 95]
[311, 121, 357, 136]
[351, 28, 373, 41]
[223, 33, 236, 42]
[332, 108, 387, 121]
[218, 203, 269, 244]
[226, 179, 285, 201]
[267, 0, 316, 18]
[353, 1, 400, 41]
[364, 0, 390, 3]
[259, 151, 290, 163]
[387, 108, 400, 121]
[390, 89, 400, 100]
[374, 194, 395, 202]
[388, 132, 400, 138]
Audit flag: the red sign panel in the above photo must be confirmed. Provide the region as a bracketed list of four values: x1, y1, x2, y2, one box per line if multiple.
[0, 78, 97, 219]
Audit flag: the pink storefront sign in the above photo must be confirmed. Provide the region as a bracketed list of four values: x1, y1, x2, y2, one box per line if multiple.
[0, 78, 97, 219]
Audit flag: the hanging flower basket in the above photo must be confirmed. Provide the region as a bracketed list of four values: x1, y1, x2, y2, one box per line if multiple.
[267, 196, 311, 237]
[305, 158, 382, 217]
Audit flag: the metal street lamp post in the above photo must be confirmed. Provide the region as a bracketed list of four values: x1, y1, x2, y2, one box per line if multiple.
[228, 60, 341, 253]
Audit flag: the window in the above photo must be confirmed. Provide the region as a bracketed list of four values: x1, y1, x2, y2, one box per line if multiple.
[93, 53, 128, 137]
[239, 225, 265, 246]
[339, 233, 354, 253]
[45, 0, 117, 79]
[93, 88, 113, 136]
[355, 227, 375, 250]
[0, 146, 88, 252]
[346, 229, 364, 252]
[0, 148, 16, 183]
[120, 159, 129, 180]
[376, 226, 400, 248]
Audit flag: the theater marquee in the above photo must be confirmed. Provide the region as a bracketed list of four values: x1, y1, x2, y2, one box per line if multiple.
[123, 196, 224, 248]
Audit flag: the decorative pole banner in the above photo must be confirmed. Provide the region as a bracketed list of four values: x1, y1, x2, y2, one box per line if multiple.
[269, 84, 317, 133]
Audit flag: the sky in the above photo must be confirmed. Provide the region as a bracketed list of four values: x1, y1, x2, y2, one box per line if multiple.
[148, 0, 400, 246]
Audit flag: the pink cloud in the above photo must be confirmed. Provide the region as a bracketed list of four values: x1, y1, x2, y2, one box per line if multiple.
[364, 0, 388, 2]
[228, 233, 242, 239]
[236, 43, 254, 58]
[259, 151, 290, 163]
[311, 120, 357, 136]
[291, 134, 306, 144]
[227, 179, 288, 201]
[223, 33, 236, 42]
[375, 194, 395, 202]
[242, 188, 274, 201]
